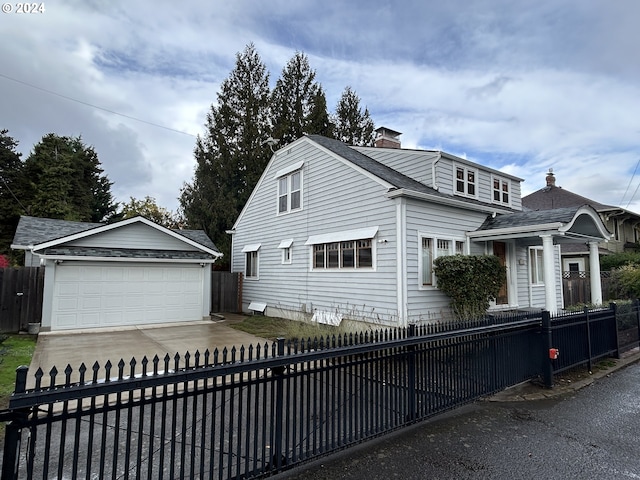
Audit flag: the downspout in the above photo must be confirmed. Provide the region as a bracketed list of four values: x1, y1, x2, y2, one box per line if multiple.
[431, 154, 441, 191]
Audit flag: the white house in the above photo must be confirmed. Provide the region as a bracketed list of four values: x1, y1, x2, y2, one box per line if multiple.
[12, 215, 222, 331]
[229, 129, 611, 327]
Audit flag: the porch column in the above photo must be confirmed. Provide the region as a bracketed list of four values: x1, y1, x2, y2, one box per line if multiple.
[541, 235, 558, 313]
[589, 241, 603, 305]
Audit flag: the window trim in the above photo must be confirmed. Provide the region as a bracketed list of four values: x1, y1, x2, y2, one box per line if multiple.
[529, 247, 544, 285]
[308, 238, 376, 271]
[245, 250, 259, 280]
[278, 239, 293, 265]
[418, 232, 467, 289]
[453, 164, 478, 199]
[277, 169, 303, 215]
[491, 175, 511, 206]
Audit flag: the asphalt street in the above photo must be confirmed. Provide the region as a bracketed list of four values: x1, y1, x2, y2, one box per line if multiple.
[280, 362, 640, 480]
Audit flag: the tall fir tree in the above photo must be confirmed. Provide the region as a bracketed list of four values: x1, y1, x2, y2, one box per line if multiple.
[306, 86, 334, 138]
[333, 86, 375, 146]
[180, 43, 271, 267]
[0, 129, 27, 263]
[270, 52, 332, 144]
[23, 134, 117, 222]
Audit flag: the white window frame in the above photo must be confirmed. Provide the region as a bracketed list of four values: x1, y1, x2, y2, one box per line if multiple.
[277, 169, 303, 215]
[491, 175, 510, 206]
[529, 247, 544, 285]
[278, 239, 293, 265]
[453, 164, 478, 199]
[418, 233, 467, 289]
[309, 238, 375, 271]
[242, 244, 261, 280]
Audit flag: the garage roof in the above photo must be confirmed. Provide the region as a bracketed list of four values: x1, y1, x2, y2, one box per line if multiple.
[11, 215, 221, 260]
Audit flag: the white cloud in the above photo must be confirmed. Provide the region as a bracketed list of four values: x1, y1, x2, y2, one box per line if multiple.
[0, 0, 639, 215]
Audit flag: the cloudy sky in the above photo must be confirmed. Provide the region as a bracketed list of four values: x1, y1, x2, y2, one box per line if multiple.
[1, 0, 639, 214]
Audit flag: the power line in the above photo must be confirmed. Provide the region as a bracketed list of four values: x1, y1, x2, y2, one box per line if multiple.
[620, 158, 640, 206]
[0, 175, 29, 214]
[0, 72, 197, 138]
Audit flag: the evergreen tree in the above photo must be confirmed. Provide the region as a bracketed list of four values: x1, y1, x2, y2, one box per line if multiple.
[23, 134, 117, 222]
[0, 129, 27, 262]
[180, 43, 271, 267]
[306, 86, 334, 138]
[333, 86, 375, 146]
[270, 52, 331, 144]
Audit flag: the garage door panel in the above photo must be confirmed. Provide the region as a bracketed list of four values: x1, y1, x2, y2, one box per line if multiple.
[52, 264, 204, 330]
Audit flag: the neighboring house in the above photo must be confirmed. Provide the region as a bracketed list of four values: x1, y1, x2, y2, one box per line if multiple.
[229, 129, 611, 327]
[522, 170, 640, 274]
[11, 215, 221, 331]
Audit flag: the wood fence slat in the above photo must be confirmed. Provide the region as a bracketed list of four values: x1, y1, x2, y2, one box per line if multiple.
[0, 267, 45, 332]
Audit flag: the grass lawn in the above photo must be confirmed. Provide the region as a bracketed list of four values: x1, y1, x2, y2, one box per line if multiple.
[0, 334, 37, 445]
[0, 334, 37, 409]
[230, 315, 348, 342]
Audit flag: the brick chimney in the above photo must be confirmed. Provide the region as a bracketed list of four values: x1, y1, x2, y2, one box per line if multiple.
[374, 127, 402, 148]
[545, 168, 556, 187]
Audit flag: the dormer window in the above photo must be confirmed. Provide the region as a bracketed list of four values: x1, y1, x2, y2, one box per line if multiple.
[455, 165, 477, 198]
[492, 176, 510, 206]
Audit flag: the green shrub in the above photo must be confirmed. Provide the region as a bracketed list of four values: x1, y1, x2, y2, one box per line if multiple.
[433, 255, 506, 320]
[609, 265, 640, 299]
[600, 251, 640, 271]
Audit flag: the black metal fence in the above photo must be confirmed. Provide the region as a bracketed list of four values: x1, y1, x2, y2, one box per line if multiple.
[1, 306, 630, 479]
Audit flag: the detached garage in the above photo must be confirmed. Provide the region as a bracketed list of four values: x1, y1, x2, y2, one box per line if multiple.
[11, 215, 222, 331]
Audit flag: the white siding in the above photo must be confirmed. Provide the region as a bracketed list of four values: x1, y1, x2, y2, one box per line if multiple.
[515, 241, 563, 309]
[404, 198, 489, 323]
[232, 140, 400, 326]
[66, 223, 200, 251]
[354, 147, 438, 187]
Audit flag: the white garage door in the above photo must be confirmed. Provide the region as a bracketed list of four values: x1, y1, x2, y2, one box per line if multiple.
[52, 263, 204, 330]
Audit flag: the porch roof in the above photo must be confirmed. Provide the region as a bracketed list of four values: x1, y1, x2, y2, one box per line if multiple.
[468, 205, 612, 243]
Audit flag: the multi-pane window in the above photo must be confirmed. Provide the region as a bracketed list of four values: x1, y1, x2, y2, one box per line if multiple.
[493, 177, 510, 205]
[455, 166, 476, 197]
[278, 170, 302, 214]
[421, 235, 466, 286]
[245, 251, 258, 278]
[312, 238, 373, 269]
[529, 248, 544, 284]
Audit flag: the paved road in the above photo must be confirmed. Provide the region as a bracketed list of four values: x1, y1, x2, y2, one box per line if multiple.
[280, 362, 640, 480]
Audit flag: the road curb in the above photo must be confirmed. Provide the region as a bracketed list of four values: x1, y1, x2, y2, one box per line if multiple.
[486, 347, 640, 402]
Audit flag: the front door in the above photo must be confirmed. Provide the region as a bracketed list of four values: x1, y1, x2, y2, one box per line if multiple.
[493, 242, 508, 305]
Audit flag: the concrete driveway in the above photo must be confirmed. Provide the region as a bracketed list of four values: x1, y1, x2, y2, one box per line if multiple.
[27, 314, 266, 387]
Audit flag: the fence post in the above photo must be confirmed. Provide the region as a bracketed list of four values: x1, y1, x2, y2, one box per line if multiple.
[584, 306, 593, 373]
[541, 311, 554, 388]
[406, 324, 416, 423]
[1, 366, 29, 480]
[271, 338, 286, 471]
[636, 299, 640, 350]
[610, 302, 620, 359]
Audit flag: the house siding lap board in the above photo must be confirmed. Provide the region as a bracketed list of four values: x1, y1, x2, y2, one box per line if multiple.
[51, 263, 204, 330]
[232, 139, 399, 324]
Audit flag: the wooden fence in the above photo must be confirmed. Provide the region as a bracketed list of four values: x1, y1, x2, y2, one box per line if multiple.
[210, 271, 242, 313]
[0, 267, 45, 332]
[562, 271, 612, 307]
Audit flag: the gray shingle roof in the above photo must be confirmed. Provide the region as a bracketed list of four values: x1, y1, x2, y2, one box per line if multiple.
[306, 135, 518, 212]
[477, 206, 583, 231]
[12, 216, 102, 247]
[44, 247, 215, 260]
[11, 215, 219, 255]
[522, 185, 614, 212]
